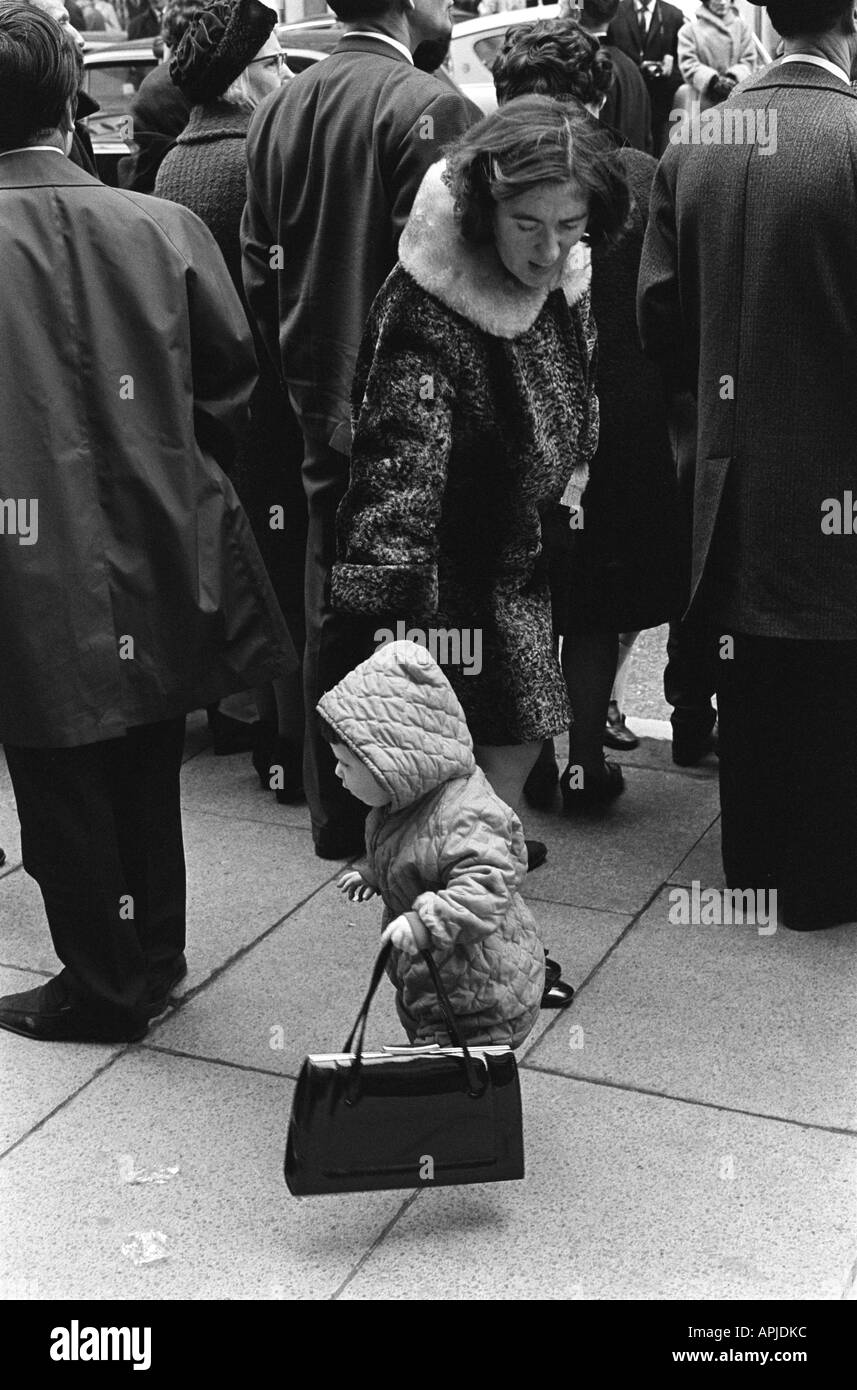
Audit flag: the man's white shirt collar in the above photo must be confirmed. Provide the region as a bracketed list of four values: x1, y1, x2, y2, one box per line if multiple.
[0, 145, 66, 158]
[780, 53, 851, 84]
[346, 31, 414, 64]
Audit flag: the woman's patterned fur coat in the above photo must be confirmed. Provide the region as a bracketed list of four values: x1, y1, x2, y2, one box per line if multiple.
[318, 640, 545, 1047]
[332, 160, 599, 745]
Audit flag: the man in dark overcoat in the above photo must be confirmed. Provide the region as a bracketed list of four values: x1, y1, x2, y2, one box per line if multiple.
[607, 0, 685, 150]
[637, 0, 857, 932]
[241, 0, 480, 860]
[0, 4, 295, 1041]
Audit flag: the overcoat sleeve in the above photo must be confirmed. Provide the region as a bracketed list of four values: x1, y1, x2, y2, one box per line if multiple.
[678, 22, 717, 93]
[240, 158, 282, 383]
[331, 289, 459, 618]
[179, 213, 259, 472]
[727, 22, 758, 81]
[637, 154, 694, 395]
[409, 800, 524, 949]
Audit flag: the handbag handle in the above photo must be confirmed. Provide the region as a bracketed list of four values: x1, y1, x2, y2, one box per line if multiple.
[343, 941, 485, 1098]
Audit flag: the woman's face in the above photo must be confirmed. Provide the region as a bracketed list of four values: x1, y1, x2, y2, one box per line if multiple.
[492, 181, 590, 291]
[245, 36, 289, 101]
[705, 0, 730, 16]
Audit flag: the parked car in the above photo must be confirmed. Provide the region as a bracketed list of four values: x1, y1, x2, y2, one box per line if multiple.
[448, 3, 771, 114]
[81, 37, 331, 183]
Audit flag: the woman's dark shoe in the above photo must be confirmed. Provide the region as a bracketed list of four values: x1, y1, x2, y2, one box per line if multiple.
[560, 759, 625, 810]
[207, 706, 258, 756]
[252, 724, 304, 803]
[541, 979, 575, 1009]
[523, 739, 560, 809]
[544, 951, 562, 988]
[603, 700, 639, 751]
[0, 847, 5, 868]
[526, 839, 548, 872]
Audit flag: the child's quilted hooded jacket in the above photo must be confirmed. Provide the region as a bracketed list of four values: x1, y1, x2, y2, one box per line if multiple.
[317, 640, 545, 1047]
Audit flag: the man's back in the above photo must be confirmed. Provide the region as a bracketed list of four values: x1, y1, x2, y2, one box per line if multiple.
[601, 40, 653, 150]
[638, 64, 857, 638]
[242, 36, 479, 447]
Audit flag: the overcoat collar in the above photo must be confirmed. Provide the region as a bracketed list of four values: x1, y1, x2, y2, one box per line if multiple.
[0, 149, 99, 188]
[740, 61, 857, 98]
[399, 159, 592, 341]
[331, 34, 413, 63]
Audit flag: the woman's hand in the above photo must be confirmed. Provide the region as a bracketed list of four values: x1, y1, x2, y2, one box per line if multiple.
[338, 870, 377, 902]
[380, 914, 430, 955]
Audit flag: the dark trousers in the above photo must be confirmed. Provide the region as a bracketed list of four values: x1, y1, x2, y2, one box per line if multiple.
[4, 717, 186, 1027]
[297, 425, 374, 840]
[716, 635, 857, 930]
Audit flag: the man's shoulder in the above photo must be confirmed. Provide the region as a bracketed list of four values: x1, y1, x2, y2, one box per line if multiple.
[659, 1, 686, 27]
[606, 43, 646, 83]
[80, 182, 218, 258]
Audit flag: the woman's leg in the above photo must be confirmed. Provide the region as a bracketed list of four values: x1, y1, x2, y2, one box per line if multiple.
[474, 741, 542, 813]
[611, 631, 640, 710]
[562, 630, 619, 775]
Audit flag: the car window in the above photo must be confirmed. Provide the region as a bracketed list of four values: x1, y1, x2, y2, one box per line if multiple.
[86, 61, 154, 107]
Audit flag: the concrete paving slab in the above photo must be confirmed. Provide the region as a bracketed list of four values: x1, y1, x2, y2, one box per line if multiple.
[180, 746, 311, 833]
[516, 901, 631, 1062]
[670, 821, 725, 888]
[0, 967, 120, 1154]
[0, 1049, 408, 1299]
[0, 870, 63, 975]
[148, 883, 405, 1075]
[339, 1070, 857, 1300]
[527, 888, 857, 1130]
[520, 768, 721, 913]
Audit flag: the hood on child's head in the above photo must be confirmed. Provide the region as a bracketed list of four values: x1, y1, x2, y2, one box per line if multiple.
[317, 640, 476, 811]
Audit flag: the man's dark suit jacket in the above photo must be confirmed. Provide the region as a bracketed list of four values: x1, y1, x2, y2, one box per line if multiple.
[117, 62, 191, 192]
[601, 41, 653, 152]
[608, 0, 684, 144]
[127, 7, 161, 40]
[637, 64, 857, 641]
[242, 35, 480, 453]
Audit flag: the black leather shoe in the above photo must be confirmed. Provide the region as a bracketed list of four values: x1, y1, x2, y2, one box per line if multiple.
[544, 952, 562, 988]
[207, 707, 258, 756]
[541, 979, 575, 1009]
[523, 740, 559, 809]
[0, 978, 147, 1043]
[0, 847, 5, 868]
[526, 839, 548, 872]
[603, 700, 639, 751]
[146, 957, 189, 1021]
[560, 759, 624, 810]
[672, 716, 718, 767]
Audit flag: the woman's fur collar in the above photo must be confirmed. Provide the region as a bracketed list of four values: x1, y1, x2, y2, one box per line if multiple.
[399, 160, 591, 340]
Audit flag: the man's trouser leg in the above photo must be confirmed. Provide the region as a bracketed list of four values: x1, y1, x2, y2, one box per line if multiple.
[716, 634, 857, 929]
[5, 717, 186, 1027]
[297, 427, 371, 849]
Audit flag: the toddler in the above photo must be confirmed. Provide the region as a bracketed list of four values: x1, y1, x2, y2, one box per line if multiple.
[317, 640, 546, 1048]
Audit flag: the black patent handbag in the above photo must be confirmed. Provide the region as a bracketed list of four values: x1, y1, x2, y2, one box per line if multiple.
[284, 942, 524, 1195]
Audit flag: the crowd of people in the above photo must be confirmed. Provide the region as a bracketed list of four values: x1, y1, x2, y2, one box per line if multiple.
[0, 0, 854, 1051]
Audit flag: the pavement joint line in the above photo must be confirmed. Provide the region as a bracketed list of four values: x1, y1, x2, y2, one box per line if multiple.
[519, 1061, 857, 1139]
[0, 863, 24, 881]
[0, 1045, 130, 1164]
[522, 892, 633, 917]
[663, 812, 722, 883]
[181, 804, 314, 834]
[0, 962, 53, 979]
[329, 1189, 423, 1301]
[140, 1040, 300, 1083]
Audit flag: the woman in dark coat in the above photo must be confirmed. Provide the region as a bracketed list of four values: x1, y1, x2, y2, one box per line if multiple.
[491, 19, 684, 809]
[333, 96, 630, 831]
[156, 0, 306, 799]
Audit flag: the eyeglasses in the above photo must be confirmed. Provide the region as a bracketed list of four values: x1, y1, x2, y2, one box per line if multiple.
[249, 53, 290, 72]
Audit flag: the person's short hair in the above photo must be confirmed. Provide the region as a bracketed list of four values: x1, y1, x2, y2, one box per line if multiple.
[765, 0, 853, 36]
[0, 3, 78, 151]
[160, 0, 204, 50]
[327, 0, 392, 20]
[582, 0, 620, 23]
[492, 18, 614, 107]
[444, 93, 630, 249]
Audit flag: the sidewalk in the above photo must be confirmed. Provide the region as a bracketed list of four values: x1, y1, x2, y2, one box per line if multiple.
[1, 715, 855, 1301]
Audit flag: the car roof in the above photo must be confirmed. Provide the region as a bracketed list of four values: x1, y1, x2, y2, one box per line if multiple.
[451, 3, 561, 38]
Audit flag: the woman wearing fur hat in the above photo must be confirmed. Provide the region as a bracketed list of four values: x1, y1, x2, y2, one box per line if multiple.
[156, 0, 306, 804]
[678, 0, 761, 106]
[333, 97, 630, 868]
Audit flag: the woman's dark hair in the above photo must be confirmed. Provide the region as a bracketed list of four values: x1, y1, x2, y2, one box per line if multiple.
[443, 93, 630, 249]
[765, 0, 852, 37]
[0, 3, 79, 152]
[492, 18, 615, 108]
